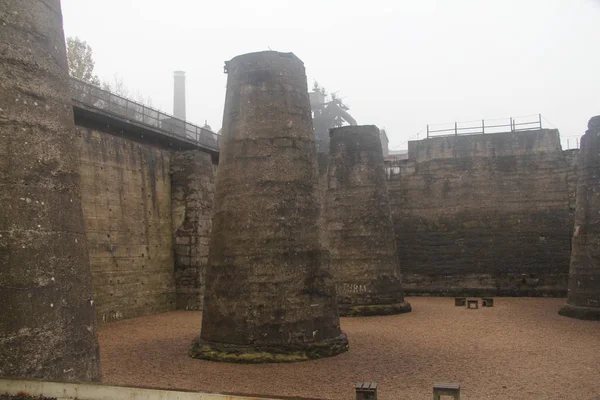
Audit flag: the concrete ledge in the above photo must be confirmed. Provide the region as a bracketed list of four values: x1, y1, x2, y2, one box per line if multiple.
[0, 378, 282, 400]
[189, 333, 349, 363]
[558, 304, 600, 321]
[339, 302, 412, 317]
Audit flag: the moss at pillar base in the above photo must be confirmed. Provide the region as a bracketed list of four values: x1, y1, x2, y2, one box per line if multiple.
[558, 304, 600, 321]
[340, 301, 412, 317]
[189, 333, 349, 363]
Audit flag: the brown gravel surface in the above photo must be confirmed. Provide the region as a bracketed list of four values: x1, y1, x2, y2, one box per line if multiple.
[98, 297, 600, 400]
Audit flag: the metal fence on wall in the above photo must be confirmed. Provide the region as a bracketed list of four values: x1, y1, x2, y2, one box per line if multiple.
[70, 77, 220, 151]
[562, 136, 581, 150]
[426, 114, 543, 138]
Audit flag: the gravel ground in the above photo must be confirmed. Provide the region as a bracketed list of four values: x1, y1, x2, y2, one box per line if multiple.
[98, 297, 600, 400]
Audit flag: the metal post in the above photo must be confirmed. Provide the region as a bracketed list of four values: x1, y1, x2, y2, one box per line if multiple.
[510, 117, 514, 132]
[482, 119, 485, 134]
[567, 139, 570, 149]
[455, 122, 458, 136]
[539, 113, 542, 129]
[426, 125, 429, 139]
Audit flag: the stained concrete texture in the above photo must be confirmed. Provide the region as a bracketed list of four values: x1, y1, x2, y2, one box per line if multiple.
[326, 126, 410, 316]
[171, 150, 216, 311]
[559, 115, 600, 320]
[78, 128, 176, 323]
[386, 129, 576, 297]
[0, 0, 101, 381]
[407, 128, 562, 163]
[191, 51, 348, 362]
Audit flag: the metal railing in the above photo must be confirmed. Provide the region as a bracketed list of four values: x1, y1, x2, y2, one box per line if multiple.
[426, 114, 543, 138]
[70, 77, 220, 151]
[562, 136, 581, 150]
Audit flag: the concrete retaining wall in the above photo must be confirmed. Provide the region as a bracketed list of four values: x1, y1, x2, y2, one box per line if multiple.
[387, 130, 577, 296]
[408, 129, 561, 163]
[78, 128, 176, 322]
[75, 124, 580, 319]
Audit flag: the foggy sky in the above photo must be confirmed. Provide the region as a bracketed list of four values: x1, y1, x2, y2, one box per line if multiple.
[61, 0, 600, 150]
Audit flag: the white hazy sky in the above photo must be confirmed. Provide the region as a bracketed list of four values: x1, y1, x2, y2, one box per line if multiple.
[61, 0, 599, 149]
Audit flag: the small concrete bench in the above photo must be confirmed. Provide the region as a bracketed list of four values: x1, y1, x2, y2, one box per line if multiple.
[467, 299, 479, 309]
[433, 382, 460, 400]
[454, 297, 466, 306]
[355, 382, 377, 400]
[482, 297, 494, 307]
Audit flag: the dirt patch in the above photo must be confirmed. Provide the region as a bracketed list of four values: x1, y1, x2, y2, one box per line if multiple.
[98, 297, 600, 400]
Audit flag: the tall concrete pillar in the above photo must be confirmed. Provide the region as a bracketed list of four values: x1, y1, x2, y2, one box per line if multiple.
[190, 51, 348, 363]
[559, 116, 600, 320]
[326, 125, 411, 316]
[171, 150, 215, 311]
[0, 0, 101, 380]
[173, 70, 186, 120]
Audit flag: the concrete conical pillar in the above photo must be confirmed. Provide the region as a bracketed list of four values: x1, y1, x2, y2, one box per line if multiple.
[0, 0, 101, 380]
[559, 116, 600, 320]
[190, 51, 348, 363]
[325, 125, 411, 316]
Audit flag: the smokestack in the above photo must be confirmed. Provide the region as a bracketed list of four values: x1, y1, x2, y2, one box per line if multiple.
[173, 70, 186, 120]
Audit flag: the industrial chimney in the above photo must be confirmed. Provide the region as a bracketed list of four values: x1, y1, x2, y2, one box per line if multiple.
[173, 70, 186, 120]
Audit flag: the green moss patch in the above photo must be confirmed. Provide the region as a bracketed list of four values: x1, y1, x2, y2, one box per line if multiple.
[189, 333, 349, 364]
[341, 301, 412, 317]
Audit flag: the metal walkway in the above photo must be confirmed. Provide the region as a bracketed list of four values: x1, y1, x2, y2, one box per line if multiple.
[70, 77, 220, 153]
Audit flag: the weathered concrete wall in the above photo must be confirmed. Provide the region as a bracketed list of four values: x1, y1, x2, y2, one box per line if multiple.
[171, 151, 216, 311]
[408, 129, 561, 163]
[193, 51, 347, 363]
[326, 126, 409, 316]
[559, 116, 600, 320]
[387, 130, 577, 296]
[0, 0, 101, 381]
[78, 128, 175, 322]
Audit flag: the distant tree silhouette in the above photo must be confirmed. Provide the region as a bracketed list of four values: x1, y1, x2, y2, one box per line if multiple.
[67, 37, 153, 106]
[67, 36, 100, 85]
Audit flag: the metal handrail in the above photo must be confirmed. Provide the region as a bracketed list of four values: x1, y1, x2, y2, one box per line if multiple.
[426, 114, 543, 138]
[564, 137, 581, 150]
[69, 77, 220, 151]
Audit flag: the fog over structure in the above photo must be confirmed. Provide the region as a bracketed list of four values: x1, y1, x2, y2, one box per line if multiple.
[60, 0, 600, 149]
[0, 1, 599, 399]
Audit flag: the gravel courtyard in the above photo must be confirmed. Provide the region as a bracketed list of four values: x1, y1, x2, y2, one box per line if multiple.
[98, 297, 600, 400]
